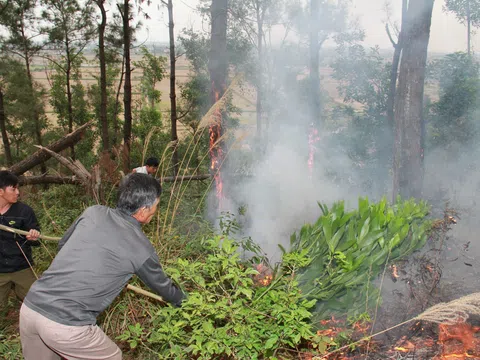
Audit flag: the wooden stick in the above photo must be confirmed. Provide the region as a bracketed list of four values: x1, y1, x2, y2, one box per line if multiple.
[0, 224, 166, 303]
[0, 224, 61, 242]
[127, 284, 166, 303]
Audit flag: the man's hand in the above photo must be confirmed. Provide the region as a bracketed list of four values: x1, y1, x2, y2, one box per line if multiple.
[26, 229, 40, 241]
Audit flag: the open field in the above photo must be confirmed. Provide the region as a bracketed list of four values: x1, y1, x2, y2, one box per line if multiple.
[28, 49, 440, 140]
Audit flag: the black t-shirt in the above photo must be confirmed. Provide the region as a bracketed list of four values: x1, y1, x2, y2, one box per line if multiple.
[0, 202, 40, 273]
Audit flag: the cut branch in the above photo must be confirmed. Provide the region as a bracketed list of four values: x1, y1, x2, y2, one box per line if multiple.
[34, 145, 91, 184]
[8, 122, 92, 176]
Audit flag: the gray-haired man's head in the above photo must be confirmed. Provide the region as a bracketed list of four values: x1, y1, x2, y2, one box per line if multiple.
[117, 173, 162, 222]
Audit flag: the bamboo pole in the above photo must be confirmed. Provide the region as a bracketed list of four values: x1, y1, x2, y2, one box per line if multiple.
[0, 224, 165, 303]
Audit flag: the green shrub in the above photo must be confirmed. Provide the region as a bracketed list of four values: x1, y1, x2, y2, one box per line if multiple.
[291, 197, 432, 321]
[119, 237, 320, 359]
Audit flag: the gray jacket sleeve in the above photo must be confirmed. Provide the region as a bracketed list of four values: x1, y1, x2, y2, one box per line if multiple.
[136, 253, 186, 307]
[58, 217, 82, 252]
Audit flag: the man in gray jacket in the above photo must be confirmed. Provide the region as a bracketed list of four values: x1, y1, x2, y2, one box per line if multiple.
[19, 173, 185, 360]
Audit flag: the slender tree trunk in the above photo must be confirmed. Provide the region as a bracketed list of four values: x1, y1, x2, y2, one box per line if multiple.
[113, 57, 125, 147]
[309, 0, 321, 127]
[65, 36, 76, 160]
[21, 21, 46, 174]
[0, 90, 13, 165]
[208, 0, 228, 200]
[392, 0, 434, 200]
[97, 0, 109, 152]
[467, 0, 471, 55]
[386, 0, 407, 128]
[256, 2, 264, 139]
[121, 0, 132, 173]
[166, 0, 179, 176]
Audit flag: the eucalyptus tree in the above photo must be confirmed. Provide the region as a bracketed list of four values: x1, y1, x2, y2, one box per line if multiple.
[229, 0, 283, 138]
[392, 0, 435, 200]
[0, 0, 47, 170]
[0, 57, 41, 164]
[160, 0, 180, 175]
[94, 0, 109, 152]
[444, 0, 480, 55]
[288, 0, 361, 127]
[41, 0, 96, 159]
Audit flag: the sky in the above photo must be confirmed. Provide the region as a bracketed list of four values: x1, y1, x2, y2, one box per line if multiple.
[138, 0, 476, 54]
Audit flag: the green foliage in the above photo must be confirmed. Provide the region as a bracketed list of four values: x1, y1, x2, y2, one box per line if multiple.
[427, 52, 480, 149]
[117, 237, 320, 359]
[133, 46, 167, 107]
[0, 334, 22, 360]
[444, 0, 480, 27]
[291, 197, 432, 321]
[332, 45, 390, 117]
[0, 57, 47, 161]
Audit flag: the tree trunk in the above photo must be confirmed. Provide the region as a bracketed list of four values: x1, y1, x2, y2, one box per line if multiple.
[113, 56, 125, 147]
[256, 2, 264, 139]
[0, 90, 13, 165]
[467, 0, 471, 55]
[121, 0, 132, 173]
[167, 0, 179, 176]
[97, 0, 109, 152]
[65, 37, 75, 160]
[386, 0, 407, 128]
[208, 0, 228, 200]
[8, 122, 91, 176]
[392, 0, 434, 200]
[21, 21, 46, 174]
[309, 0, 321, 127]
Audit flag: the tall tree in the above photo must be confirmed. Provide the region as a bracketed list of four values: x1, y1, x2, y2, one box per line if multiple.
[392, 0, 435, 199]
[41, 0, 96, 159]
[208, 0, 228, 200]
[95, 0, 109, 152]
[386, 0, 407, 128]
[161, 0, 179, 176]
[0, 62, 13, 165]
[0, 0, 47, 172]
[309, 0, 321, 127]
[444, 0, 480, 55]
[119, 0, 132, 172]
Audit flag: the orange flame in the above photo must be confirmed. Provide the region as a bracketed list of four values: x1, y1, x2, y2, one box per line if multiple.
[435, 323, 480, 359]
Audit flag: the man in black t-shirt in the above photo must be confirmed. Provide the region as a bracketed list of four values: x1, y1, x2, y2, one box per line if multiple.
[0, 171, 40, 305]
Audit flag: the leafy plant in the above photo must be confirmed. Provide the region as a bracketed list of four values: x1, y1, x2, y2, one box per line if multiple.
[139, 237, 321, 359]
[291, 197, 432, 321]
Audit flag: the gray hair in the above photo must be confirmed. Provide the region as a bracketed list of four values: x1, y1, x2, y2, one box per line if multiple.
[117, 173, 162, 215]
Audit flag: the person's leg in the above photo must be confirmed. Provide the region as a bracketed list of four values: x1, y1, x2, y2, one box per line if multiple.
[19, 303, 61, 360]
[11, 268, 37, 300]
[52, 324, 122, 360]
[0, 272, 13, 305]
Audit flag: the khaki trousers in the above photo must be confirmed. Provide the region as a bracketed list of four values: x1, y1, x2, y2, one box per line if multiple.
[0, 268, 36, 304]
[20, 303, 122, 360]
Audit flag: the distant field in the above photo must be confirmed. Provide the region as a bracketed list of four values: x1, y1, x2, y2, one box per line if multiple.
[29, 51, 439, 138]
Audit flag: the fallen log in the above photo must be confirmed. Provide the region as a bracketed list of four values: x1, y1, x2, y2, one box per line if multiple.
[8, 122, 92, 176]
[18, 175, 82, 186]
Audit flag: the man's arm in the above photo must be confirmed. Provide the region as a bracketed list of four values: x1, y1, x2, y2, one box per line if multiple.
[23, 207, 40, 245]
[136, 253, 186, 306]
[58, 217, 82, 252]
